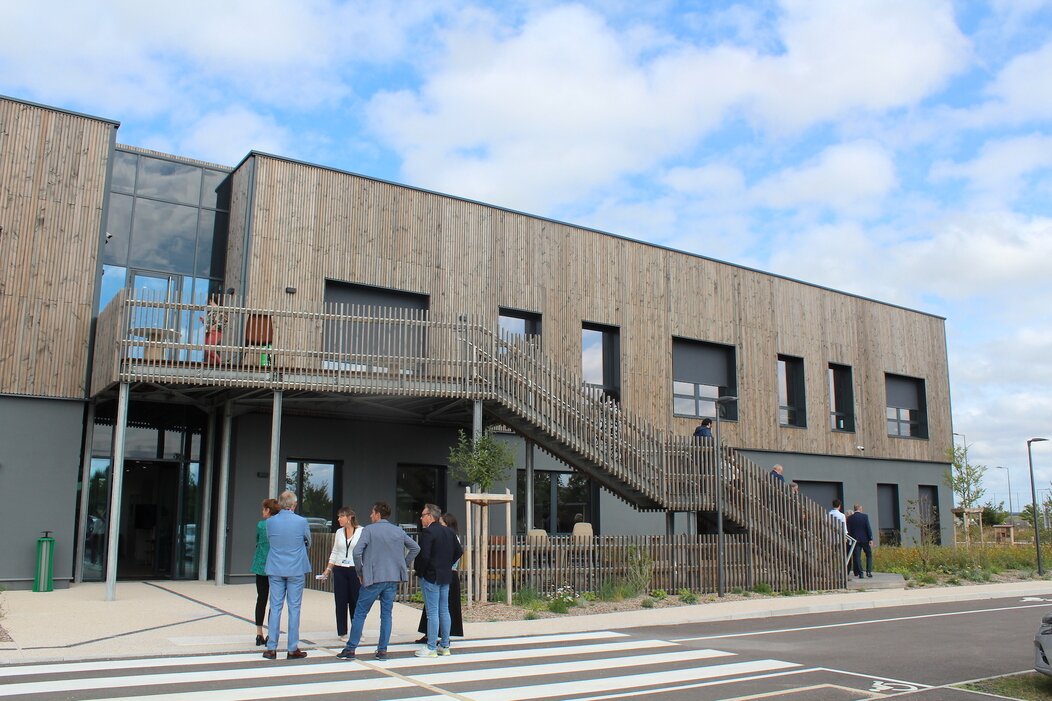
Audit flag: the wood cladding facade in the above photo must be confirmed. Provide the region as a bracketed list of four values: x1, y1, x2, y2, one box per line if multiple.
[231, 154, 951, 464]
[0, 98, 114, 399]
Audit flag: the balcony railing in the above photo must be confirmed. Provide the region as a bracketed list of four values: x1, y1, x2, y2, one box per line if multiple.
[94, 290, 846, 591]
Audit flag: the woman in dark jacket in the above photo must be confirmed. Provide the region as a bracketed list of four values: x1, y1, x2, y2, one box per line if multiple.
[416, 512, 464, 642]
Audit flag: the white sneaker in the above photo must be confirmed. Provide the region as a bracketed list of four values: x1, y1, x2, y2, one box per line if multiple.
[437, 646, 451, 656]
[415, 646, 438, 658]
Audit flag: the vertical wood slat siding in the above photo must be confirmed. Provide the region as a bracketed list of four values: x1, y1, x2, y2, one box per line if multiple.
[238, 155, 950, 465]
[0, 98, 112, 398]
[96, 294, 847, 591]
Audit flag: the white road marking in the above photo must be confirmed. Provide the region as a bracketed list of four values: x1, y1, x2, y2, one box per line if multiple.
[673, 602, 1052, 641]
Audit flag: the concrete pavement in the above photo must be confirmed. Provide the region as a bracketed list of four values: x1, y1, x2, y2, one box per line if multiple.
[2, 578, 1051, 665]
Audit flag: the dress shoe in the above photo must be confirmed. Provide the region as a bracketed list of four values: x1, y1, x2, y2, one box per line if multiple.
[255, 635, 267, 646]
[866, 572, 873, 578]
[262, 649, 277, 660]
[287, 649, 308, 659]
[336, 649, 356, 660]
[374, 650, 388, 661]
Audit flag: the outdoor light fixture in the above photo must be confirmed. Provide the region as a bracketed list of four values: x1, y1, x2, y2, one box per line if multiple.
[285, 287, 296, 294]
[1028, 437, 1049, 575]
[713, 395, 738, 598]
[994, 465, 1013, 517]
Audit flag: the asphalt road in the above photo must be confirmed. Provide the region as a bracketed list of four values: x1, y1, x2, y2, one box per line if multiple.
[2, 594, 1049, 700]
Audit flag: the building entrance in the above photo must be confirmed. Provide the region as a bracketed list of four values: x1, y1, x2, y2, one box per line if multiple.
[116, 459, 200, 579]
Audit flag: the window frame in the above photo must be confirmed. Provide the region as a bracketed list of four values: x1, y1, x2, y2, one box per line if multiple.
[777, 354, 807, 428]
[828, 362, 856, 433]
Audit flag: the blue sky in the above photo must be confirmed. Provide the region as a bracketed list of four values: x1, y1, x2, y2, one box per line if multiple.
[3, 0, 1052, 508]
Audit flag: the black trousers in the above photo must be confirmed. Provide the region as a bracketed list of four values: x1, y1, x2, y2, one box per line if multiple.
[852, 542, 873, 576]
[332, 566, 361, 636]
[254, 574, 269, 627]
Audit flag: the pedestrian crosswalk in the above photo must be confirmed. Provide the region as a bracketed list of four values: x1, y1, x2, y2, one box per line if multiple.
[0, 630, 806, 700]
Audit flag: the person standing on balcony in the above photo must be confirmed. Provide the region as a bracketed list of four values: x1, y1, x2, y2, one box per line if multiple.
[693, 418, 713, 440]
[319, 506, 363, 640]
[200, 295, 225, 364]
[770, 464, 786, 482]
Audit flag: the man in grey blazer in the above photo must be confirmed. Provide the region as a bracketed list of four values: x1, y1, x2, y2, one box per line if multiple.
[337, 501, 420, 661]
[263, 491, 312, 659]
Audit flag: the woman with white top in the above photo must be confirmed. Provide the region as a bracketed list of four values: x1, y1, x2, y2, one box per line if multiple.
[320, 506, 362, 639]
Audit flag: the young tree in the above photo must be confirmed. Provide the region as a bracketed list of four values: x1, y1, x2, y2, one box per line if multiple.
[945, 444, 986, 509]
[448, 428, 514, 493]
[980, 500, 1008, 526]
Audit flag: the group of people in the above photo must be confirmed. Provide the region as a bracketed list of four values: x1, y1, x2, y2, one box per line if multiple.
[251, 492, 463, 661]
[829, 498, 874, 578]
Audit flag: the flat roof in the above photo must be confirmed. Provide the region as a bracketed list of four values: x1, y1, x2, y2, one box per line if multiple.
[0, 93, 120, 127]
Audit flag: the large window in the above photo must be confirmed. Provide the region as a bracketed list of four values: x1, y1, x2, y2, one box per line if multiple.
[284, 460, 337, 532]
[499, 307, 542, 340]
[828, 363, 855, 432]
[672, 338, 737, 420]
[516, 469, 597, 534]
[582, 323, 620, 402]
[777, 354, 806, 427]
[396, 464, 447, 530]
[323, 281, 429, 369]
[886, 374, 928, 438]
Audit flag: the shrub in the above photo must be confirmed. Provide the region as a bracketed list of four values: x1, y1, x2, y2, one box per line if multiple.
[751, 582, 773, 595]
[409, 591, 425, 604]
[581, 591, 597, 602]
[641, 597, 655, 608]
[524, 611, 539, 620]
[598, 579, 636, 602]
[547, 598, 572, 613]
[678, 588, 698, 605]
[625, 546, 654, 595]
[546, 584, 578, 613]
[651, 588, 668, 600]
[513, 587, 542, 607]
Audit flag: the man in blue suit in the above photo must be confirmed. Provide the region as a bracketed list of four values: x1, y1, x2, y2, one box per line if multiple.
[846, 502, 874, 578]
[264, 491, 312, 659]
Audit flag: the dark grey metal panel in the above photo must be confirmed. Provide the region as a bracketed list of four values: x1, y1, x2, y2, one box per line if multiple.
[0, 396, 84, 588]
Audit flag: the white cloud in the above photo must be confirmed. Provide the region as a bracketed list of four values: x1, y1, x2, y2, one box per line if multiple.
[931, 134, 1052, 207]
[751, 141, 897, 215]
[169, 107, 292, 166]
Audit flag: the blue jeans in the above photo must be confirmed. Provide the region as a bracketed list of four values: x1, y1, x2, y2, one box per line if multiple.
[420, 578, 451, 650]
[267, 574, 305, 651]
[343, 581, 398, 653]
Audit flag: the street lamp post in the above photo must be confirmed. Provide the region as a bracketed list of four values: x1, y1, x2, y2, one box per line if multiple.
[994, 465, 1013, 518]
[713, 395, 738, 598]
[1027, 437, 1048, 576]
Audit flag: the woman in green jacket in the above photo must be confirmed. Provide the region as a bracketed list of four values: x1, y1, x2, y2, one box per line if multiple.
[252, 498, 280, 646]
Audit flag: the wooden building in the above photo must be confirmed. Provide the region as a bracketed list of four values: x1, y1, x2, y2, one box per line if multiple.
[0, 95, 952, 593]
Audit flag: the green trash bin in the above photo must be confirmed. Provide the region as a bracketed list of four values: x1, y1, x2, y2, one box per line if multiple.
[34, 530, 55, 592]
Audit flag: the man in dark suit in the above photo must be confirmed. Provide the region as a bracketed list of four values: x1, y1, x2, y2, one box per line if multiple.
[846, 502, 874, 578]
[414, 502, 463, 657]
[264, 491, 312, 659]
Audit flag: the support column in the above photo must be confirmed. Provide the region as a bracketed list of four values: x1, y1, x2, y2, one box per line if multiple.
[197, 407, 216, 582]
[74, 402, 96, 584]
[269, 390, 283, 498]
[472, 399, 483, 441]
[214, 402, 233, 587]
[105, 383, 130, 601]
[524, 439, 535, 531]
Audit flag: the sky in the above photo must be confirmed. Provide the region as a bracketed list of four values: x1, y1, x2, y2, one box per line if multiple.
[2, 0, 1051, 509]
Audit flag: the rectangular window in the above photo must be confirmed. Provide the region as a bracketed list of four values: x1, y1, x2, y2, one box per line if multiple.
[516, 469, 597, 534]
[672, 338, 737, 420]
[499, 307, 542, 340]
[582, 322, 620, 402]
[284, 460, 338, 532]
[828, 363, 855, 432]
[396, 464, 447, 531]
[886, 374, 928, 438]
[777, 354, 806, 427]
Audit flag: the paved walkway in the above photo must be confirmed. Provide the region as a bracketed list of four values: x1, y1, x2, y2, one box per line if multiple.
[2, 578, 1050, 664]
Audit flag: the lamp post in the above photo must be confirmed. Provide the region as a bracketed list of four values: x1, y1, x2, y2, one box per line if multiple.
[713, 395, 738, 598]
[994, 465, 1013, 518]
[1027, 437, 1048, 575]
